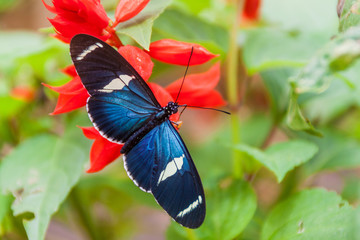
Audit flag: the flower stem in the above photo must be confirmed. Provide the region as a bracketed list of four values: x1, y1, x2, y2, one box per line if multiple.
[185, 228, 198, 240]
[227, 0, 244, 179]
[70, 187, 102, 240]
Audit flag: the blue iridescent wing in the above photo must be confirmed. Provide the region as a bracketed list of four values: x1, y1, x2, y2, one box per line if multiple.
[70, 34, 161, 143]
[123, 120, 206, 228]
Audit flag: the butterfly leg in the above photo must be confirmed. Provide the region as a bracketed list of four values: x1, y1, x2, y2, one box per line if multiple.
[171, 120, 183, 129]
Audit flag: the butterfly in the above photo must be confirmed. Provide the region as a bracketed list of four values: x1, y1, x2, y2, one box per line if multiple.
[70, 34, 205, 228]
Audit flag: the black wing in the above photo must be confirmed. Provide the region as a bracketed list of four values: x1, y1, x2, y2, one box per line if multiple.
[123, 120, 206, 228]
[70, 34, 161, 143]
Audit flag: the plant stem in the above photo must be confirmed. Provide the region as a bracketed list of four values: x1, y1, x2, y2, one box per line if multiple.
[185, 228, 198, 240]
[227, 0, 244, 179]
[70, 187, 101, 240]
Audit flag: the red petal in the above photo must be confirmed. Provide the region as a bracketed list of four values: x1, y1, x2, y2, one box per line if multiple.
[149, 83, 174, 107]
[43, 78, 89, 114]
[79, 126, 123, 173]
[49, 16, 109, 43]
[176, 89, 226, 107]
[242, 0, 261, 21]
[62, 65, 77, 77]
[164, 63, 225, 107]
[148, 39, 218, 66]
[46, 0, 110, 43]
[80, 126, 99, 139]
[52, 0, 109, 27]
[77, 0, 110, 27]
[114, 0, 150, 25]
[42, 76, 85, 94]
[50, 89, 89, 115]
[42, 0, 56, 13]
[118, 45, 153, 81]
[149, 83, 179, 122]
[166, 63, 220, 95]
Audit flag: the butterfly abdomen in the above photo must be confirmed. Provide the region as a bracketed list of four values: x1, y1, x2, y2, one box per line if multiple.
[121, 102, 179, 154]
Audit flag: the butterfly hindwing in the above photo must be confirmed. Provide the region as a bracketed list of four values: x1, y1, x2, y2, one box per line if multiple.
[70, 34, 161, 143]
[124, 120, 206, 228]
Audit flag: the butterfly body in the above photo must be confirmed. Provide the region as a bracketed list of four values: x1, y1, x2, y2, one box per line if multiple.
[70, 34, 205, 228]
[121, 101, 179, 154]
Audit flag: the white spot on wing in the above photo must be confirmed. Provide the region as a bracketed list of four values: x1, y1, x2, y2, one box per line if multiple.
[76, 43, 103, 61]
[176, 195, 203, 218]
[98, 75, 135, 93]
[157, 154, 185, 185]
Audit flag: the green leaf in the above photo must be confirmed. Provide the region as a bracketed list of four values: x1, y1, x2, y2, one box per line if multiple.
[260, 68, 293, 121]
[303, 129, 360, 175]
[234, 140, 318, 182]
[167, 180, 257, 240]
[261, 188, 357, 240]
[0, 134, 87, 240]
[291, 27, 360, 94]
[0, 96, 26, 119]
[202, 180, 257, 240]
[302, 77, 359, 125]
[0, 32, 46, 70]
[243, 0, 338, 73]
[264, 140, 318, 181]
[262, 0, 338, 33]
[172, 0, 211, 15]
[243, 29, 328, 74]
[153, 8, 229, 54]
[116, 0, 171, 50]
[342, 178, 360, 203]
[286, 90, 322, 136]
[0, 0, 18, 12]
[339, 0, 360, 32]
[189, 114, 271, 184]
[0, 189, 12, 235]
[78, 175, 158, 208]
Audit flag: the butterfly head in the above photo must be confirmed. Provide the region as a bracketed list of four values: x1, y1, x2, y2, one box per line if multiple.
[164, 101, 179, 116]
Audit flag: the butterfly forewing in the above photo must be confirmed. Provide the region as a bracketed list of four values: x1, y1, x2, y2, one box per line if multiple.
[70, 34, 161, 143]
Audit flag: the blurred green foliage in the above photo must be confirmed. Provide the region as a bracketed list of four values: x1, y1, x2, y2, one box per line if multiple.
[0, 0, 360, 239]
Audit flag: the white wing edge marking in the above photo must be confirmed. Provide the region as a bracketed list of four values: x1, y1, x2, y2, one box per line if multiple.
[123, 155, 151, 193]
[76, 42, 103, 61]
[86, 97, 124, 145]
[157, 154, 185, 185]
[176, 195, 203, 218]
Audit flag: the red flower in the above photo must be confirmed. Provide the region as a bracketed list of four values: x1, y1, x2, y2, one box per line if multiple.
[242, 0, 261, 22]
[114, 0, 150, 26]
[10, 86, 35, 102]
[165, 63, 226, 107]
[42, 73, 89, 115]
[43, 0, 110, 43]
[80, 127, 123, 173]
[118, 45, 153, 81]
[148, 39, 218, 66]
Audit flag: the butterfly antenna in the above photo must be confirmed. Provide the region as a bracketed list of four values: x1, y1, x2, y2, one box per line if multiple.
[184, 105, 231, 115]
[175, 47, 194, 103]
